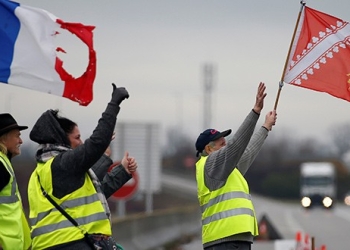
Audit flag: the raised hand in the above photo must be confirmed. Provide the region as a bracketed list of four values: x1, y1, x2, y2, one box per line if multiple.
[121, 151, 138, 174]
[111, 83, 129, 105]
[127, 157, 138, 174]
[253, 82, 267, 114]
[263, 110, 277, 131]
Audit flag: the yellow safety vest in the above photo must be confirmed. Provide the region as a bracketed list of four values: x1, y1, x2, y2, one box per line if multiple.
[28, 157, 111, 249]
[0, 152, 31, 250]
[196, 156, 258, 245]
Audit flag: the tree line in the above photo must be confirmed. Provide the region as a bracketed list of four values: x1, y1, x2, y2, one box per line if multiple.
[162, 123, 350, 201]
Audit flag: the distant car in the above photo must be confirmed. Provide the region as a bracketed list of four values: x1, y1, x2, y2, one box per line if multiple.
[344, 192, 350, 206]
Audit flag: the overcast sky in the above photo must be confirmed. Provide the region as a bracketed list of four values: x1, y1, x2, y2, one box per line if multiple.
[1, 0, 350, 148]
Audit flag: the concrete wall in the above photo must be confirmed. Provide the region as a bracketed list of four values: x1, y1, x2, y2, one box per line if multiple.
[112, 205, 201, 250]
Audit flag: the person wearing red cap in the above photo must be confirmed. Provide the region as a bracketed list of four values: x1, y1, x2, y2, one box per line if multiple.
[195, 82, 277, 250]
[0, 113, 31, 250]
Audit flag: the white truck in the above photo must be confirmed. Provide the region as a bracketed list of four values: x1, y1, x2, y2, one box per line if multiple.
[300, 162, 336, 209]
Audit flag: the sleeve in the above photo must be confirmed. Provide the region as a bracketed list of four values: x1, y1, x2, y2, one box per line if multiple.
[58, 102, 120, 176]
[91, 154, 113, 181]
[50, 102, 120, 198]
[204, 110, 259, 191]
[236, 126, 269, 176]
[100, 164, 132, 199]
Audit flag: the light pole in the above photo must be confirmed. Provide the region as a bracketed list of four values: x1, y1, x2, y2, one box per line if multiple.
[202, 63, 215, 129]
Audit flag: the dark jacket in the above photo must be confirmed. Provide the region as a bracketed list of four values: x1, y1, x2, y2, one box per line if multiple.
[29, 97, 131, 249]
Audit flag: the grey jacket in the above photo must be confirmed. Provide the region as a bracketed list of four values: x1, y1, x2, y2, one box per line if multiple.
[203, 110, 269, 248]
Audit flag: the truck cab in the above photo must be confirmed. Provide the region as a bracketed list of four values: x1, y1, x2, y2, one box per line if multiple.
[300, 162, 336, 209]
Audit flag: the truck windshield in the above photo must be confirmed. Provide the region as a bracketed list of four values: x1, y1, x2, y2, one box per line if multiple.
[302, 177, 332, 186]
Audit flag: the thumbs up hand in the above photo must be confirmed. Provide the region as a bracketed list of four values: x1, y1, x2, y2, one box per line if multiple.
[121, 151, 138, 175]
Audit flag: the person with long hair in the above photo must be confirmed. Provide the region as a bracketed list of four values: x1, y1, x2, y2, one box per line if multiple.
[0, 113, 31, 250]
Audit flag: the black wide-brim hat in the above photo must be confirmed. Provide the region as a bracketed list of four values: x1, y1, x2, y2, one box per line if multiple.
[0, 113, 28, 137]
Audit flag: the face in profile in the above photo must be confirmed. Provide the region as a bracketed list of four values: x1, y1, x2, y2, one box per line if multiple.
[206, 137, 227, 154]
[2, 129, 23, 157]
[212, 137, 226, 151]
[68, 125, 83, 149]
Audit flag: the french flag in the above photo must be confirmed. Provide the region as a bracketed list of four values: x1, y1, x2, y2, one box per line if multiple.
[0, 0, 96, 106]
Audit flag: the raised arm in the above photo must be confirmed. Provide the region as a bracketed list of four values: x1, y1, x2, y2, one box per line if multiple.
[236, 109, 277, 175]
[204, 83, 267, 188]
[58, 84, 129, 175]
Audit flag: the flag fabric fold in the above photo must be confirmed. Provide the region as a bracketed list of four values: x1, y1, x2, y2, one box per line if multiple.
[0, 0, 96, 106]
[283, 6, 350, 102]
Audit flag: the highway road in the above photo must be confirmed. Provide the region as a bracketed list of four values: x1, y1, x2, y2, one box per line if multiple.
[253, 195, 350, 249]
[162, 173, 350, 249]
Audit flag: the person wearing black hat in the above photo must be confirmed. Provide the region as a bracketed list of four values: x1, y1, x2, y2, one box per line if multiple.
[195, 82, 277, 250]
[0, 113, 32, 250]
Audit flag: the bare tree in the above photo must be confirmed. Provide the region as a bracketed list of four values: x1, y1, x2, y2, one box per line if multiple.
[329, 123, 350, 157]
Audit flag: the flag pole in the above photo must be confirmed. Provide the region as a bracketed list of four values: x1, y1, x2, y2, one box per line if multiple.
[273, 1, 306, 110]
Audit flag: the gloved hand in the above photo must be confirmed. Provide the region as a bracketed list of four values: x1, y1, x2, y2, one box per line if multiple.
[111, 83, 129, 105]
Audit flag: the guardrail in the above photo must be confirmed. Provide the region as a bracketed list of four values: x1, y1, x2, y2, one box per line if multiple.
[112, 205, 201, 250]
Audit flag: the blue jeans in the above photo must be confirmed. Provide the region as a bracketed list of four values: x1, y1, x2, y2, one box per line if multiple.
[204, 241, 252, 250]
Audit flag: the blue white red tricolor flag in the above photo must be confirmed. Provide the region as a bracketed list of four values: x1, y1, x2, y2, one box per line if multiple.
[283, 6, 350, 102]
[0, 0, 96, 106]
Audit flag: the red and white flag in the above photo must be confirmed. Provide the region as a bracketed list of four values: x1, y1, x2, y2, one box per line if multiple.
[283, 6, 350, 102]
[0, 0, 96, 106]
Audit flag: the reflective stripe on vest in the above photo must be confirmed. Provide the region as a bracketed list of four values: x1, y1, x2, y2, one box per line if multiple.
[200, 191, 251, 213]
[28, 158, 111, 249]
[202, 207, 255, 226]
[196, 156, 258, 244]
[30, 193, 100, 227]
[31, 211, 107, 238]
[0, 156, 19, 203]
[0, 152, 32, 250]
[201, 191, 253, 225]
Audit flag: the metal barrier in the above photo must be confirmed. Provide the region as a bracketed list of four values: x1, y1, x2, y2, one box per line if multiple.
[112, 205, 201, 250]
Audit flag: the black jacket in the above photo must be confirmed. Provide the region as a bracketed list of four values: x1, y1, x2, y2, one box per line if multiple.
[30, 102, 131, 199]
[29, 98, 131, 250]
